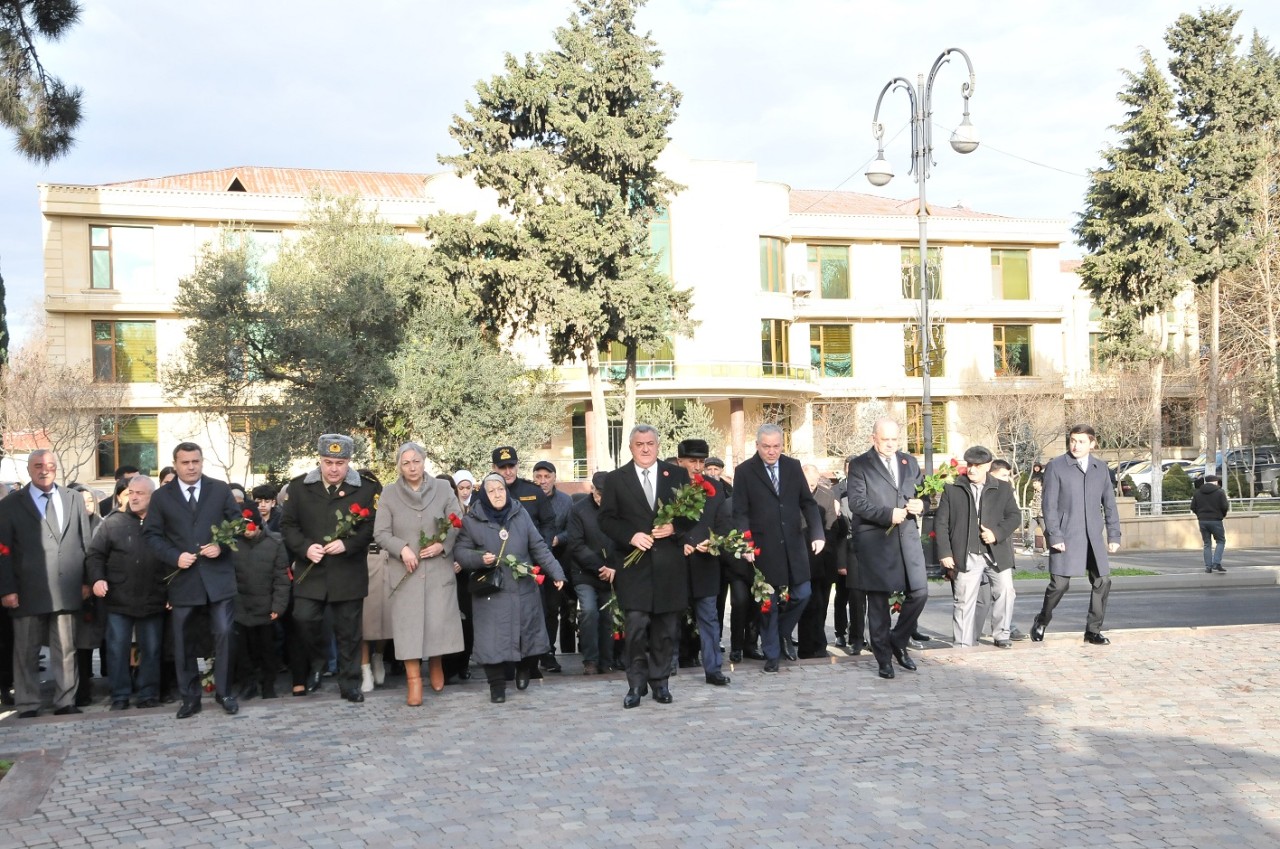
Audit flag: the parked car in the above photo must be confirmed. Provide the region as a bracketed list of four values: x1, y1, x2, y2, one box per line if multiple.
[1222, 445, 1280, 497]
[1123, 459, 1194, 501]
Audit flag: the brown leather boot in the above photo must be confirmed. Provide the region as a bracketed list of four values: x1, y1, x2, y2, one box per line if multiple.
[428, 656, 445, 693]
[405, 659, 423, 707]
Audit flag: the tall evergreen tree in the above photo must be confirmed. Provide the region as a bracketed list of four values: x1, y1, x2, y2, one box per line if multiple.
[0, 0, 82, 162]
[1166, 7, 1265, 477]
[1075, 50, 1189, 506]
[425, 0, 689, 470]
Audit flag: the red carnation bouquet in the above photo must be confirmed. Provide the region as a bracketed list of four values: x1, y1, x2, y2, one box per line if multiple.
[419, 513, 463, 550]
[705, 528, 756, 559]
[622, 473, 712, 566]
[504, 555, 544, 584]
[296, 501, 373, 585]
[751, 565, 789, 614]
[886, 458, 964, 535]
[167, 509, 254, 583]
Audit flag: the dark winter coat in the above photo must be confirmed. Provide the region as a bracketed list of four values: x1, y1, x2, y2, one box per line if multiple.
[732, 453, 823, 589]
[933, 476, 1022, 573]
[233, 531, 291, 626]
[1190, 482, 1230, 522]
[142, 475, 242, 606]
[688, 483, 731, 600]
[566, 496, 617, 593]
[598, 460, 693, 613]
[455, 499, 565, 665]
[845, 448, 928, 594]
[280, 466, 380, 603]
[85, 508, 167, 618]
[1042, 452, 1121, 577]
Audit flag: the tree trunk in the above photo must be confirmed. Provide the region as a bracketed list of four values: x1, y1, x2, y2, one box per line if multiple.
[585, 349, 613, 472]
[1206, 275, 1220, 477]
[622, 342, 638, 450]
[1149, 355, 1165, 514]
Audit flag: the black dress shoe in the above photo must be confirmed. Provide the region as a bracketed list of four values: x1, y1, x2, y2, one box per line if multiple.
[912, 631, 931, 642]
[239, 682, 259, 701]
[305, 671, 322, 693]
[340, 688, 365, 703]
[705, 672, 731, 686]
[994, 639, 1013, 649]
[74, 693, 92, 708]
[762, 658, 779, 673]
[782, 638, 798, 662]
[651, 685, 673, 704]
[292, 688, 308, 697]
[892, 647, 917, 671]
[176, 699, 202, 719]
[0, 688, 14, 707]
[1083, 631, 1111, 645]
[729, 650, 743, 664]
[135, 698, 160, 709]
[490, 691, 506, 704]
[109, 700, 129, 711]
[215, 694, 239, 715]
[1030, 617, 1046, 642]
[458, 669, 472, 680]
[623, 689, 643, 709]
[261, 685, 277, 700]
[849, 642, 865, 656]
[878, 662, 895, 679]
[541, 654, 562, 673]
[515, 668, 531, 690]
[18, 709, 39, 718]
[54, 705, 83, 715]
[743, 648, 765, 661]
[835, 635, 847, 648]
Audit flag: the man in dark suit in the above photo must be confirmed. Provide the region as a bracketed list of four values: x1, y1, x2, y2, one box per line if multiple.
[732, 424, 824, 673]
[1032, 424, 1121, 645]
[142, 442, 244, 718]
[934, 446, 1022, 647]
[280, 434, 379, 703]
[846, 418, 928, 679]
[599, 424, 692, 708]
[797, 464, 843, 658]
[0, 450, 93, 718]
[674, 438, 732, 686]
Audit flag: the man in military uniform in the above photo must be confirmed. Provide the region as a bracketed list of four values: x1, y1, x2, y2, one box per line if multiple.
[491, 446, 558, 670]
[280, 434, 380, 703]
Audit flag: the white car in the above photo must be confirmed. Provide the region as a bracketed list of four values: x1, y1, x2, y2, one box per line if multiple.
[1122, 459, 1193, 500]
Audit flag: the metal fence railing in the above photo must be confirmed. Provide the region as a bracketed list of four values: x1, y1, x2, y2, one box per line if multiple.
[1133, 497, 1280, 516]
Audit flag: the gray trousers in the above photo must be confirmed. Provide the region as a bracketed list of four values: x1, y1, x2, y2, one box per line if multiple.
[952, 558, 1014, 644]
[12, 611, 78, 713]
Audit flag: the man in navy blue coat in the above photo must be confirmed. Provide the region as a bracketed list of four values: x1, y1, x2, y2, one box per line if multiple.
[143, 442, 243, 718]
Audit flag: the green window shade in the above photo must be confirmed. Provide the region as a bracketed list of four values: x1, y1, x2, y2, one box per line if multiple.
[992, 250, 1030, 299]
[114, 321, 157, 382]
[121, 414, 159, 443]
[810, 325, 852, 377]
[760, 237, 785, 292]
[807, 245, 849, 299]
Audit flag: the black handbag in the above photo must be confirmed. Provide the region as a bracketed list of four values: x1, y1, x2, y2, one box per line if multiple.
[468, 565, 504, 597]
[468, 531, 508, 597]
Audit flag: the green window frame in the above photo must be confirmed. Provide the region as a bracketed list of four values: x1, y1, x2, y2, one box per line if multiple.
[92, 320, 157, 383]
[993, 324, 1032, 376]
[806, 245, 849, 299]
[97, 415, 159, 478]
[760, 237, 785, 293]
[761, 319, 791, 376]
[905, 401, 947, 456]
[991, 249, 1030, 299]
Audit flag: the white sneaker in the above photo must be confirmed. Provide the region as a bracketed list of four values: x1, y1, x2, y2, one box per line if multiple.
[360, 663, 374, 693]
[371, 653, 385, 686]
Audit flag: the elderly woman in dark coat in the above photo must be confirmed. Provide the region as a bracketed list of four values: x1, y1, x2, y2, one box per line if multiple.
[454, 474, 565, 703]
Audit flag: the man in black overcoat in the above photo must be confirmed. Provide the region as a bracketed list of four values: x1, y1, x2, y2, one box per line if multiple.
[598, 424, 692, 708]
[674, 439, 732, 686]
[732, 424, 824, 673]
[143, 442, 244, 717]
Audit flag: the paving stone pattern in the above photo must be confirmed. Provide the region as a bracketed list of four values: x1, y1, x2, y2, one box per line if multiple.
[1, 626, 1278, 848]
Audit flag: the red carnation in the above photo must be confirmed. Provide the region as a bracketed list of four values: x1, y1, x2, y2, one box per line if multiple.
[928, 531, 936, 539]
[246, 522, 258, 533]
[950, 458, 959, 467]
[957, 466, 967, 475]
[760, 598, 773, 614]
[743, 531, 752, 540]
[753, 547, 762, 556]
[531, 565, 541, 574]
[700, 480, 716, 497]
[242, 509, 253, 519]
[359, 507, 371, 519]
[449, 513, 463, 529]
[349, 503, 361, 514]
[0, 542, 10, 556]
[534, 574, 545, 585]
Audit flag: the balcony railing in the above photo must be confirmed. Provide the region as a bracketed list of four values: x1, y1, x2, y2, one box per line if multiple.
[555, 360, 814, 383]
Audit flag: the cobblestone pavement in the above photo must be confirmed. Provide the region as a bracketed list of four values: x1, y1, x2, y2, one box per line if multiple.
[1, 625, 1278, 848]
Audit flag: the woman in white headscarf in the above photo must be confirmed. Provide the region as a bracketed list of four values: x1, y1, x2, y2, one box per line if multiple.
[373, 442, 465, 706]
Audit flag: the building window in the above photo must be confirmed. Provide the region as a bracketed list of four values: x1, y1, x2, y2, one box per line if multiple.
[760, 402, 793, 453]
[649, 208, 672, 280]
[97, 415, 158, 478]
[904, 324, 945, 377]
[601, 340, 674, 380]
[90, 225, 154, 290]
[761, 319, 790, 376]
[991, 249, 1030, 299]
[92, 320, 157, 383]
[806, 245, 849, 299]
[571, 405, 588, 480]
[1162, 400, 1194, 447]
[993, 324, 1032, 376]
[900, 247, 941, 299]
[810, 324, 852, 377]
[760, 237, 785, 293]
[906, 401, 947, 455]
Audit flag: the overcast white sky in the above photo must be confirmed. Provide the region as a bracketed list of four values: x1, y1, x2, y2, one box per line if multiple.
[3, 0, 1279, 344]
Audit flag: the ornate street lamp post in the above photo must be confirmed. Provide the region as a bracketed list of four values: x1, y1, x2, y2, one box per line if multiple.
[866, 48, 978, 474]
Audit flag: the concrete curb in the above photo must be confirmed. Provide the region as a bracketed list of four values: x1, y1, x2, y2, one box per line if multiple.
[927, 565, 1280, 596]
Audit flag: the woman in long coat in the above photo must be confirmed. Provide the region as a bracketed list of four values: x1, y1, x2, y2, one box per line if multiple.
[373, 443, 465, 706]
[454, 474, 565, 704]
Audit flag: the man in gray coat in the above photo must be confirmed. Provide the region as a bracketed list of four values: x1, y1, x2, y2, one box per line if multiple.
[1031, 424, 1121, 645]
[0, 450, 93, 718]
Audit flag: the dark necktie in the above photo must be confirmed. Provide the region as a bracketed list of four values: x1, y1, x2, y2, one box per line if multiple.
[187, 485, 198, 514]
[42, 492, 59, 535]
[641, 469, 654, 509]
[768, 464, 779, 494]
[328, 484, 338, 498]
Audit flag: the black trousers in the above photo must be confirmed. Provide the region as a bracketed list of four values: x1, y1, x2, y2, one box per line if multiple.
[292, 597, 362, 693]
[234, 622, 279, 691]
[833, 582, 866, 645]
[865, 587, 926, 665]
[0, 606, 13, 692]
[1037, 546, 1111, 634]
[798, 575, 834, 656]
[726, 575, 755, 652]
[623, 609, 679, 692]
[172, 598, 235, 700]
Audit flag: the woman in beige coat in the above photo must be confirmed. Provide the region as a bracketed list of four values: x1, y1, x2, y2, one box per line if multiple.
[373, 442, 465, 706]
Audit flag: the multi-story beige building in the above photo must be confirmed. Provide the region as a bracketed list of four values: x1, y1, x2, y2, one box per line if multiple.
[32, 150, 1197, 486]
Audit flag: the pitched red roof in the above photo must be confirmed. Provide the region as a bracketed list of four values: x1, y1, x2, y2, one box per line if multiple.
[789, 189, 1006, 219]
[100, 166, 435, 199]
[1061, 259, 1083, 273]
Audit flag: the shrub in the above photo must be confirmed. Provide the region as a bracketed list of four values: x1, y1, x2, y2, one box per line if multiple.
[1163, 464, 1194, 501]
